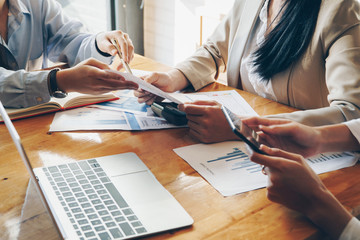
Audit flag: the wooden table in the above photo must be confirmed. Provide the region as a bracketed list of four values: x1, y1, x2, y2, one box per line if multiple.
[1, 55, 360, 240]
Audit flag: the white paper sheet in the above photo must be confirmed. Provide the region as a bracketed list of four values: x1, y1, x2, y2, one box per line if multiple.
[49, 89, 257, 132]
[94, 90, 153, 116]
[49, 106, 183, 132]
[108, 70, 183, 104]
[173, 141, 359, 196]
[186, 90, 258, 116]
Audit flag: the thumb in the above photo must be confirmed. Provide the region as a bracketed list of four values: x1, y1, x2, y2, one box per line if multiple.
[260, 124, 295, 137]
[190, 100, 220, 106]
[83, 58, 111, 70]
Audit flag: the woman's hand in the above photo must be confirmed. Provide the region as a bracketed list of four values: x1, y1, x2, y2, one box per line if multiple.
[250, 145, 326, 212]
[242, 117, 322, 157]
[249, 145, 352, 239]
[96, 30, 134, 70]
[178, 100, 239, 143]
[56, 58, 138, 95]
[134, 69, 190, 105]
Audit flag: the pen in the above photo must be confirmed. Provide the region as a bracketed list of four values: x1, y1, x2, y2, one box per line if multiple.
[110, 38, 133, 75]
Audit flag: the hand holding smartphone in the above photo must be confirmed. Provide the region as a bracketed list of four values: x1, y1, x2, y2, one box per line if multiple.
[222, 106, 266, 154]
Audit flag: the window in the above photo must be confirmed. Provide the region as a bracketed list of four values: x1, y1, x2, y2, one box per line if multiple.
[56, 0, 111, 33]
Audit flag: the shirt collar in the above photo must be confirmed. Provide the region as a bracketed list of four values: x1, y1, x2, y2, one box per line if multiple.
[8, 0, 30, 23]
[259, 0, 269, 24]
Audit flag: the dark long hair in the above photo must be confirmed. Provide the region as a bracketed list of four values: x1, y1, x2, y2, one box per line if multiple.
[252, 0, 322, 81]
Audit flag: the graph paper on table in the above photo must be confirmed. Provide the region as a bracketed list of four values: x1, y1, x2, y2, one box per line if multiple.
[174, 141, 359, 196]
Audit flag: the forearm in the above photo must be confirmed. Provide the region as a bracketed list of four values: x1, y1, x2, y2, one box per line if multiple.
[174, 37, 228, 91]
[168, 69, 191, 92]
[55, 35, 113, 67]
[316, 123, 360, 153]
[0, 69, 50, 108]
[174, 49, 217, 91]
[270, 103, 360, 127]
[306, 188, 352, 239]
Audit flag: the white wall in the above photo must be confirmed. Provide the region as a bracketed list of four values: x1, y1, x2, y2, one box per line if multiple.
[144, 0, 234, 66]
[144, 0, 177, 65]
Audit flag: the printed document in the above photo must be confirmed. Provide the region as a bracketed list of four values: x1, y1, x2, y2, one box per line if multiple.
[49, 106, 180, 132]
[107, 70, 183, 104]
[49, 89, 258, 132]
[174, 141, 359, 196]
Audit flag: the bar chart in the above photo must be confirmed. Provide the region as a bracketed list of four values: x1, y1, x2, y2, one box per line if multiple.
[207, 147, 261, 173]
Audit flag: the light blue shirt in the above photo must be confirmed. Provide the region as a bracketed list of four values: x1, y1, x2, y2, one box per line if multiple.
[0, 0, 113, 108]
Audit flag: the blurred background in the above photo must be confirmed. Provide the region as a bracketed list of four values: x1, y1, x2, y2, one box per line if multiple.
[56, 0, 235, 67]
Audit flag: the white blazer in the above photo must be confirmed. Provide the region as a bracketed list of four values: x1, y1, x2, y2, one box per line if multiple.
[175, 0, 360, 126]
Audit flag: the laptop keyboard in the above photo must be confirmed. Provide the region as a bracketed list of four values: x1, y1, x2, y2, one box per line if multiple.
[42, 159, 147, 240]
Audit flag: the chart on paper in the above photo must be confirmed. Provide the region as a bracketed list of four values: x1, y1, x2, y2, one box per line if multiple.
[174, 141, 268, 196]
[207, 147, 261, 174]
[174, 141, 359, 196]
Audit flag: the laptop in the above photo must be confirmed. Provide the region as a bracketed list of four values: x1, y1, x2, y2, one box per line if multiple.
[0, 101, 193, 240]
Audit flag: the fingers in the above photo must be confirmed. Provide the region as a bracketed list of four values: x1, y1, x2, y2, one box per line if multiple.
[259, 123, 298, 137]
[81, 58, 111, 70]
[144, 95, 158, 105]
[257, 133, 280, 147]
[242, 117, 292, 128]
[138, 71, 179, 93]
[113, 31, 133, 63]
[179, 101, 220, 115]
[92, 78, 138, 91]
[133, 73, 171, 105]
[261, 145, 304, 163]
[185, 114, 207, 125]
[134, 89, 148, 98]
[96, 32, 117, 56]
[250, 145, 302, 169]
[134, 89, 156, 104]
[141, 72, 164, 88]
[188, 127, 203, 142]
[188, 100, 220, 107]
[99, 71, 139, 90]
[96, 30, 134, 63]
[187, 123, 216, 143]
[249, 150, 282, 169]
[122, 33, 134, 63]
[256, 132, 272, 145]
[115, 62, 124, 71]
[243, 117, 302, 145]
[116, 32, 133, 63]
[136, 92, 158, 105]
[85, 64, 139, 91]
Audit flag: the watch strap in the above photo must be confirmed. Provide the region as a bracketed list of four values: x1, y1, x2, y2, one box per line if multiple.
[48, 68, 67, 98]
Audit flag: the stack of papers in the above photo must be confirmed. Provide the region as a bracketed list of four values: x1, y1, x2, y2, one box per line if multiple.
[49, 72, 258, 132]
[49, 89, 184, 132]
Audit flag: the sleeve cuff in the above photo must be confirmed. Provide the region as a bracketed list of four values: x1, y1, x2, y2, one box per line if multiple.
[90, 36, 113, 65]
[24, 70, 51, 106]
[339, 217, 360, 240]
[174, 63, 215, 91]
[344, 119, 360, 144]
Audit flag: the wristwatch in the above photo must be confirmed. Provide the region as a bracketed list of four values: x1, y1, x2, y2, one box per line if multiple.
[47, 68, 67, 98]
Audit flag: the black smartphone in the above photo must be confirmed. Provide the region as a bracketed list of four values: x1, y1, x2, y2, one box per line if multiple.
[222, 106, 266, 154]
[151, 102, 188, 126]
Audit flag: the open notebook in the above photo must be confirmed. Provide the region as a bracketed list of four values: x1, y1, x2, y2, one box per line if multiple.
[0, 100, 193, 239]
[2, 92, 119, 121]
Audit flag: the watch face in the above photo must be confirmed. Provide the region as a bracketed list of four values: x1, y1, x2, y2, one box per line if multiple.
[53, 91, 68, 98]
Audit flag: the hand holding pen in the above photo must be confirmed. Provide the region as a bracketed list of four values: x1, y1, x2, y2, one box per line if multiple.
[95, 30, 134, 70]
[110, 38, 133, 75]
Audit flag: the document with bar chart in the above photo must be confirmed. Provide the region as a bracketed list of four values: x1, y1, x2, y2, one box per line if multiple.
[174, 141, 359, 196]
